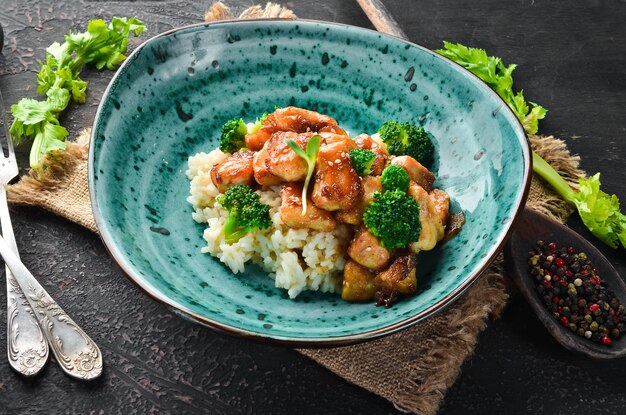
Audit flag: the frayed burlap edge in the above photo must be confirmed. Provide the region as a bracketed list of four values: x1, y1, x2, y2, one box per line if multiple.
[7, 129, 96, 232]
[527, 134, 584, 223]
[204, 1, 297, 22]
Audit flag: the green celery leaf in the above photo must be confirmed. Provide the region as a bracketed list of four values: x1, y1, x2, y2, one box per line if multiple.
[522, 102, 548, 135]
[10, 98, 55, 126]
[70, 76, 88, 103]
[46, 87, 71, 112]
[571, 174, 626, 249]
[436, 42, 547, 135]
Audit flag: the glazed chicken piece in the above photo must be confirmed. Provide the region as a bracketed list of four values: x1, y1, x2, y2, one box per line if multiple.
[347, 226, 390, 270]
[391, 156, 435, 191]
[353, 134, 389, 176]
[335, 175, 382, 225]
[210, 150, 255, 193]
[263, 131, 312, 182]
[252, 146, 282, 186]
[280, 182, 337, 232]
[407, 183, 447, 252]
[341, 260, 377, 302]
[374, 254, 418, 307]
[430, 189, 450, 225]
[245, 106, 348, 151]
[311, 135, 362, 211]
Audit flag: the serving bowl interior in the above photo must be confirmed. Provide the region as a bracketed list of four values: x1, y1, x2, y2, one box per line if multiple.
[90, 19, 530, 345]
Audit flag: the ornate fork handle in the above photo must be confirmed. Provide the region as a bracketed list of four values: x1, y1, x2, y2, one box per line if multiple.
[0, 234, 102, 380]
[0, 187, 49, 375]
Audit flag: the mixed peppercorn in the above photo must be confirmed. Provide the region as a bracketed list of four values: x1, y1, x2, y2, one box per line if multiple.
[528, 240, 625, 346]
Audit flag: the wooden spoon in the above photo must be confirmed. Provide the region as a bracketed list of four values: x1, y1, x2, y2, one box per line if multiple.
[504, 208, 626, 359]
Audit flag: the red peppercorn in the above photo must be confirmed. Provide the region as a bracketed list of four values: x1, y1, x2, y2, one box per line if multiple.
[555, 258, 565, 267]
[548, 242, 556, 252]
[552, 274, 560, 282]
[553, 296, 560, 304]
[543, 281, 552, 288]
[581, 270, 589, 276]
[589, 303, 600, 313]
[565, 271, 573, 277]
[560, 316, 569, 327]
[566, 247, 575, 255]
[602, 336, 612, 345]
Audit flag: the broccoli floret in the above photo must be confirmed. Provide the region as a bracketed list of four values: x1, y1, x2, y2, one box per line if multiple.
[380, 165, 410, 193]
[363, 190, 421, 250]
[349, 148, 376, 176]
[378, 121, 435, 168]
[219, 118, 248, 153]
[249, 112, 269, 134]
[219, 184, 272, 243]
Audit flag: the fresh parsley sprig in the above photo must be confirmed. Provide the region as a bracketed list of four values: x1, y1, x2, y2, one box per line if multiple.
[10, 17, 146, 168]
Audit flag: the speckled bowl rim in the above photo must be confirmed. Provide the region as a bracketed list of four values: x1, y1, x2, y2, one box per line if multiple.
[89, 18, 532, 347]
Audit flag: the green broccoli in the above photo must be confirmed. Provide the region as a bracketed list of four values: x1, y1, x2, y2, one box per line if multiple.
[363, 190, 421, 250]
[349, 148, 376, 176]
[380, 165, 410, 193]
[219, 118, 248, 153]
[378, 121, 435, 168]
[248, 112, 269, 134]
[219, 184, 272, 243]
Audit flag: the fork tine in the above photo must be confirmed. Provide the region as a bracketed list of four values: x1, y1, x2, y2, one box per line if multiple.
[0, 89, 15, 161]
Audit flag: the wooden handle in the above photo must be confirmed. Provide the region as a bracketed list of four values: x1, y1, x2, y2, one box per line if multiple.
[356, 0, 407, 39]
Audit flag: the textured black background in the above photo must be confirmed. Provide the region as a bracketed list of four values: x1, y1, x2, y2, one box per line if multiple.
[1, 0, 625, 413]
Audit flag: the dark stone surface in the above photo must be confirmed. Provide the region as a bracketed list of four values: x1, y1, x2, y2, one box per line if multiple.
[0, 0, 625, 413]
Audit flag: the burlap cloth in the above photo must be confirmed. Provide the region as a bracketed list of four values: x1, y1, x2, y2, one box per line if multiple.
[5, 3, 586, 414]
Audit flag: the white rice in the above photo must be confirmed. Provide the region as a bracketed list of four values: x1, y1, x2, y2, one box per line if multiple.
[186, 149, 350, 298]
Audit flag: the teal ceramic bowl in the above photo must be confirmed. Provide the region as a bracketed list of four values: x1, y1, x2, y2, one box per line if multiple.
[89, 19, 531, 346]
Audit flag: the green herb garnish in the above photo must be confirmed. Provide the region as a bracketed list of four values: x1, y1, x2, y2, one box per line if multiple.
[10, 17, 146, 168]
[286, 134, 321, 215]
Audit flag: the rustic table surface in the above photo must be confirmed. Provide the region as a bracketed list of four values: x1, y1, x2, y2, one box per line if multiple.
[1, 0, 625, 413]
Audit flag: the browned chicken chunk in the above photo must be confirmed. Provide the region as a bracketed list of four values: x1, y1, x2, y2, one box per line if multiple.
[210, 151, 255, 193]
[347, 226, 390, 270]
[430, 189, 450, 225]
[374, 255, 418, 307]
[407, 183, 446, 252]
[391, 155, 435, 191]
[336, 176, 382, 225]
[245, 106, 347, 151]
[353, 133, 389, 175]
[311, 135, 361, 211]
[252, 146, 282, 186]
[341, 260, 377, 302]
[280, 183, 337, 231]
[264, 131, 312, 182]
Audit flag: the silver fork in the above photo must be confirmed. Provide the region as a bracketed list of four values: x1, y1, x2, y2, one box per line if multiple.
[0, 90, 49, 376]
[0, 91, 103, 380]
